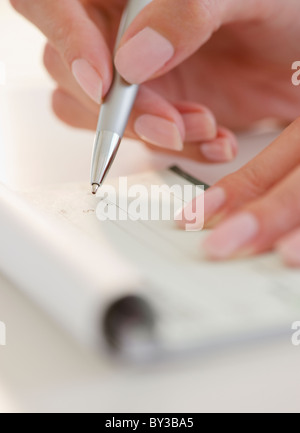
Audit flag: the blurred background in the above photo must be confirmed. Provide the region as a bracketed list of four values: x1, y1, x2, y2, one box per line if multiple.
[1, 0, 300, 413]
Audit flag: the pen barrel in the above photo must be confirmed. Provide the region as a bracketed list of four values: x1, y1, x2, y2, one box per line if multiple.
[96, 75, 138, 137]
[91, 0, 152, 186]
[96, 0, 152, 136]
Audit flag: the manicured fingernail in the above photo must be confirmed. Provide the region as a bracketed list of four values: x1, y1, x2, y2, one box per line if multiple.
[203, 212, 259, 260]
[182, 112, 217, 142]
[115, 27, 174, 84]
[72, 59, 102, 104]
[278, 233, 300, 267]
[176, 187, 226, 230]
[134, 114, 183, 150]
[200, 138, 235, 162]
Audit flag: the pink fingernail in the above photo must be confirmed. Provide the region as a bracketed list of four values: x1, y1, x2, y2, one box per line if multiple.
[134, 114, 183, 150]
[182, 112, 217, 142]
[278, 233, 300, 267]
[72, 59, 102, 104]
[203, 212, 259, 260]
[115, 27, 174, 84]
[200, 139, 235, 162]
[176, 187, 226, 230]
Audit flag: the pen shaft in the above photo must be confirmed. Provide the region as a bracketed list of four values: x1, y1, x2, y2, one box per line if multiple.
[96, 0, 152, 136]
[91, 0, 152, 189]
[96, 75, 138, 137]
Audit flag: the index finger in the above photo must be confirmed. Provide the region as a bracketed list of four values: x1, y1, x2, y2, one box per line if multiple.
[10, 0, 113, 95]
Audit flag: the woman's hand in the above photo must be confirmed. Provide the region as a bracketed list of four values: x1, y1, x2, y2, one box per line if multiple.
[11, 0, 237, 163]
[10, 0, 299, 163]
[9, 0, 300, 264]
[177, 118, 300, 267]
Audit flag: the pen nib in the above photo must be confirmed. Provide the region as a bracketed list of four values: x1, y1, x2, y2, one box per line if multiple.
[92, 184, 99, 195]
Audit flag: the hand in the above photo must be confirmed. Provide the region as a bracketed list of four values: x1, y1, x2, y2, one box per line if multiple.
[177, 118, 300, 267]
[11, 0, 236, 163]
[16, 0, 300, 163]
[11, 0, 286, 162]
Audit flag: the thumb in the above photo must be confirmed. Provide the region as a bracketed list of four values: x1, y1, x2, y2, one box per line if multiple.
[114, 0, 265, 84]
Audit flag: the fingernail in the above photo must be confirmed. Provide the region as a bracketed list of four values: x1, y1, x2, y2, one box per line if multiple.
[176, 187, 226, 230]
[134, 114, 183, 151]
[182, 112, 217, 142]
[278, 233, 300, 267]
[200, 139, 235, 162]
[115, 27, 174, 84]
[72, 59, 102, 104]
[203, 212, 259, 260]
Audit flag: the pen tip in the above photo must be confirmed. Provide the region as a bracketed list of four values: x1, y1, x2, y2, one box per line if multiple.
[92, 184, 99, 195]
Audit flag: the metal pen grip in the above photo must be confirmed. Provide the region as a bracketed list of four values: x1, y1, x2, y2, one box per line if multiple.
[96, 77, 138, 137]
[96, 0, 152, 136]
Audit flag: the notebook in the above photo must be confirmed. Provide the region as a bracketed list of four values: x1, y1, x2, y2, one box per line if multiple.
[0, 166, 299, 361]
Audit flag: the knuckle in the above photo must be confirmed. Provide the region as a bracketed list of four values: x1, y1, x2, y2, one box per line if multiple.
[165, 0, 219, 44]
[51, 23, 79, 65]
[187, 0, 220, 31]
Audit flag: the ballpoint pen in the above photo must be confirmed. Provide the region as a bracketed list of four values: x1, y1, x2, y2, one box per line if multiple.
[91, 0, 152, 195]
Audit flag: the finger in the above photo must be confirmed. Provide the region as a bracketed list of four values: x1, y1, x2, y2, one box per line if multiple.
[176, 103, 238, 162]
[142, 127, 237, 163]
[43, 40, 226, 156]
[176, 104, 238, 162]
[130, 87, 237, 162]
[276, 229, 300, 268]
[10, 0, 112, 101]
[178, 118, 300, 230]
[127, 85, 185, 151]
[174, 101, 217, 143]
[277, 230, 300, 268]
[52, 89, 98, 130]
[52, 83, 236, 164]
[114, 0, 270, 84]
[51, 72, 236, 163]
[205, 118, 300, 226]
[203, 164, 300, 260]
[43, 43, 99, 113]
[198, 127, 238, 163]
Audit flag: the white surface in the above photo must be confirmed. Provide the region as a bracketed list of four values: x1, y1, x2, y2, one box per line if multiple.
[1, 1, 300, 413]
[0, 183, 142, 351]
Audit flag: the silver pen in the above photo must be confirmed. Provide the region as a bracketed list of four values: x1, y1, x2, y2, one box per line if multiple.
[91, 0, 152, 194]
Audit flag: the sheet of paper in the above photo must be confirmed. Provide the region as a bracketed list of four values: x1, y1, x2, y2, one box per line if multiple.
[20, 168, 300, 358]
